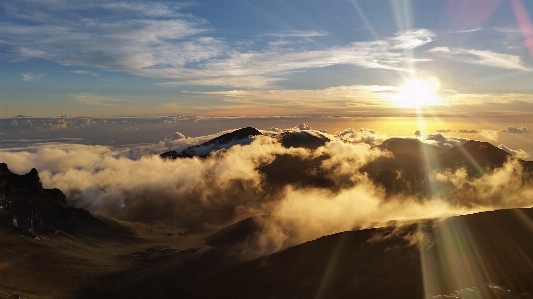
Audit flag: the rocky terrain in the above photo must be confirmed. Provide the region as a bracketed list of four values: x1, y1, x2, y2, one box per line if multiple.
[0, 163, 103, 238]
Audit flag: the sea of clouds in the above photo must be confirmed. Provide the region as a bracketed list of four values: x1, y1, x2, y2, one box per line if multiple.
[1, 121, 532, 257]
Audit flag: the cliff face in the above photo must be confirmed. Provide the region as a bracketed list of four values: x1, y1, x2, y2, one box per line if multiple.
[0, 163, 102, 238]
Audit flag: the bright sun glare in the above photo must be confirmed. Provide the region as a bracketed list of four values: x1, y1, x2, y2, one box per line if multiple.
[392, 77, 442, 108]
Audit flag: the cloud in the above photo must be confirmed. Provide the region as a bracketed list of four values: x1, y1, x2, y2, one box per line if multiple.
[0, 116, 200, 135]
[18, 47, 50, 59]
[172, 132, 186, 140]
[502, 124, 530, 133]
[427, 47, 529, 70]
[183, 85, 397, 113]
[436, 129, 452, 133]
[423, 134, 470, 148]
[431, 159, 533, 207]
[21, 72, 45, 81]
[293, 123, 312, 131]
[71, 93, 123, 106]
[1, 127, 531, 258]
[336, 128, 389, 145]
[481, 130, 499, 141]
[497, 144, 530, 160]
[71, 70, 98, 76]
[265, 30, 328, 38]
[2, 1, 436, 88]
[458, 130, 478, 133]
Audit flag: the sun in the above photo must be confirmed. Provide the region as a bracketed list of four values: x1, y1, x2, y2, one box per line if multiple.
[391, 77, 442, 108]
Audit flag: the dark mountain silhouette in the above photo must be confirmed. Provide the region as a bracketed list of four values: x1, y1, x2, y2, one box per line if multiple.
[190, 208, 533, 299]
[277, 130, 329, 149]
[378, 137, 446, 162]
[363, 139, 533, 197]
[161, 127, 330, 159]
[161, 127, 262, 159]
[438, 140, 514, 175]
[0, 163, 103, 238]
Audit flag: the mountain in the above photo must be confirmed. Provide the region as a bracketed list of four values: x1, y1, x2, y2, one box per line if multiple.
[438, 140, 517, 175]
[205, 216, 265, 249]
[68, 208, 533, 299]
[378, 137, 446, 162]
[190, 208, 533, 299]
[363, 139, 533, 197]
[161, 127, 330, 159]
[0, 163, 103, 238]
[161, 127, 262, 159]
[277, 130, 329, 149]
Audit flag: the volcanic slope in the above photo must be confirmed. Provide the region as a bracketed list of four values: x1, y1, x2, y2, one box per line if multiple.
[68, 208, 533, 299]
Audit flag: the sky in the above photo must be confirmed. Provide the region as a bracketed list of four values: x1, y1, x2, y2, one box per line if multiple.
[1, 0, 533, 118]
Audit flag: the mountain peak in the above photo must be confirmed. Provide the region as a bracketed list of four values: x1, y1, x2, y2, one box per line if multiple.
[0, 164, 103, 238]
[161, 127, 262, 159]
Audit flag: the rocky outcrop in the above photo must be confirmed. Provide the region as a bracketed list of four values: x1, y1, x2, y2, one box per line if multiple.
[0, 163, 103, 238]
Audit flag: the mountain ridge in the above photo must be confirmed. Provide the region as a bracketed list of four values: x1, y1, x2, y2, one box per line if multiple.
[0, 163, 104, 238]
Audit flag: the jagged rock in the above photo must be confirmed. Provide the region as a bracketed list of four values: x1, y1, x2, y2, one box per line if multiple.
[0, 163, 104, 237]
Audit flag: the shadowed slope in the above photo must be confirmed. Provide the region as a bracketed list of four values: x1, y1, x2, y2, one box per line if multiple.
[192, 208, 533, 299]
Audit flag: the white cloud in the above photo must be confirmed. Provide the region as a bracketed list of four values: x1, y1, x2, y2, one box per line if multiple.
[21, 72, 45, 81]
[265, 30, 328, 38]
[19, 47, 49, 58]
[498, 144, 530, 160]
[2, 0, 436, 88]
[337, 128, 389, 145]
[427, 47, 529, 70]
[389, 29, 435, 49]
[293, 123, 312, 131]
[481, 130, 499, 141]
[423, 134, 470, 148]
[172, 132, 186, 140]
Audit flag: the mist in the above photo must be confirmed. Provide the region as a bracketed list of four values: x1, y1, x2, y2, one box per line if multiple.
[1, 126, 532, 257]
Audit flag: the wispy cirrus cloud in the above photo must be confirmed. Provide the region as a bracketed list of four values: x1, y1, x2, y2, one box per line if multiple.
[71, 93, 123, 106]
[427, 47, 530, 70]
[159, 29, 435, 88]
[264, 30, 329, 38]
[1, 0, 436, 89]
[21, 72, 45, 81]
[4, 0, 530, 93]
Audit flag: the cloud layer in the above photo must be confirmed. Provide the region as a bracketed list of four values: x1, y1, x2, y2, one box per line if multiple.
[1, 126, 532, 257]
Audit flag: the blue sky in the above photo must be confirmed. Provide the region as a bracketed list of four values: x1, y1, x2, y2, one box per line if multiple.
[1, 0, 532, 117]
